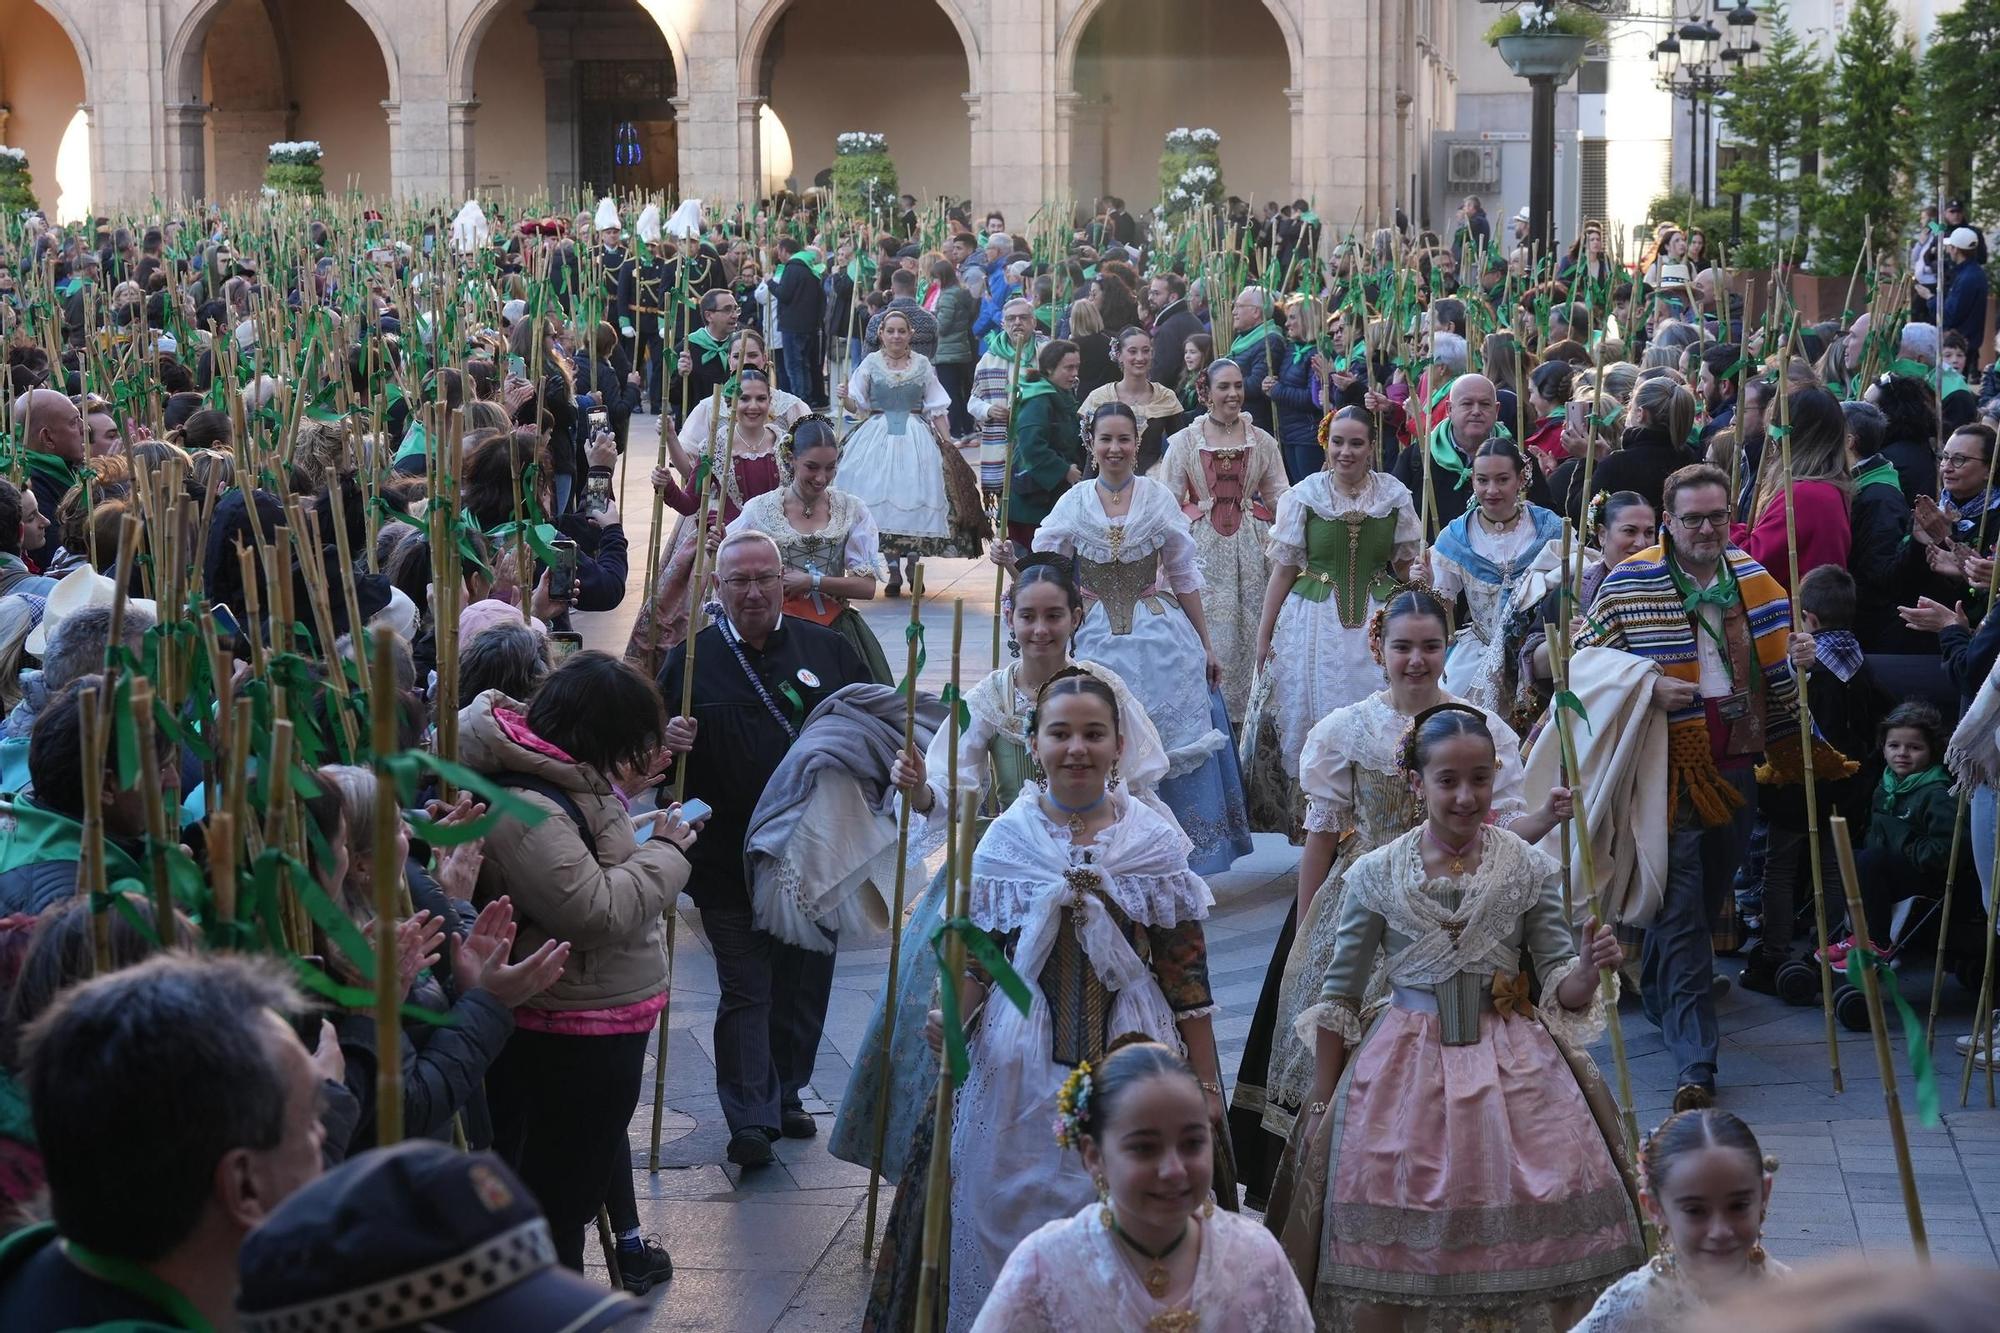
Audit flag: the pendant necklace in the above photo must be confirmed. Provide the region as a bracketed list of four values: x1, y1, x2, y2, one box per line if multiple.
[1104, 1209, 1191, 1299]
[1096, 473, 1136, 498]
[791, 484, 818, 520]
[1425, 823, 1481, 874]
[1043, 787, 1108, 838]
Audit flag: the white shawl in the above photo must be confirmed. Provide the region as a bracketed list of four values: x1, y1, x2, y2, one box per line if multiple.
[1033, 474, 1187, 566]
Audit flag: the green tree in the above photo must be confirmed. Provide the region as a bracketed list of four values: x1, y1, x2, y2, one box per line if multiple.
[1716, 2, 1824, 268]
[1817, 0, 1917, 274]
[1917, 0, 2000, 212]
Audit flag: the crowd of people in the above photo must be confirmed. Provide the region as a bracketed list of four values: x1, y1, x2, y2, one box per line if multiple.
[0, 181, 1996, 1333]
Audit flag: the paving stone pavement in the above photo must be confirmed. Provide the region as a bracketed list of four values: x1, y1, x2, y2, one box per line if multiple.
[571, 416, 2000, 1329]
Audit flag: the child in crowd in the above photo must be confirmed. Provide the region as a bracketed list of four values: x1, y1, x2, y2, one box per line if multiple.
[1741, 566, 1887, 994]
[1824, 700, 1962, 964]
[1942, 329, 1969, 378]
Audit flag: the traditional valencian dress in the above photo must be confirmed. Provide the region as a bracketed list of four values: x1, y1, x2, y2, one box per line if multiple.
[727, 485, 893, 683]
[1429, 502, 1565, 716]
[623, 419, 784, 672]
[1033, 478, 1253, 874]
[1157, 416, 1289, 726]
[972, 1202, 1314, 1333]
[1079, 378, 1186, 476]
[1571, 1256, 1791, 1332]
[947, 787, 1216, 1331]
[843, 350, 985, 560]
[1229, 688, 1531, 1204]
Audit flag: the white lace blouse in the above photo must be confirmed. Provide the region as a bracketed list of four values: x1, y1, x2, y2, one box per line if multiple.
[1296, 690, 1530, 835]
[1033, 476, 1204, 593]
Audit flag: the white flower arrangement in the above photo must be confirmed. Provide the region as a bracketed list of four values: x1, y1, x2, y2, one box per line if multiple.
[1180, 164, 1218, 186]
[266, 140, 324, 165]
[0, 147, 26, 167]
[1164, 127, 1221, 151]
[835, 132, 888, 156]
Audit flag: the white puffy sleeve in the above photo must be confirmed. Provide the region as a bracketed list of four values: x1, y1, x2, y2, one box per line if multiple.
[1297, 717, 1355, 835]
[1484, 708, 1531, 829]
[921, 359, 951, 414]
[1267, 484, 1311, 568]
[846, 361, 872, 412]
[1158, 513, 1204, 594]
[1391, 483, 1423, 565]
[842, 502, 882, 577]
[909, 701, 1002, 840]
[1429, 543, 1467, 600]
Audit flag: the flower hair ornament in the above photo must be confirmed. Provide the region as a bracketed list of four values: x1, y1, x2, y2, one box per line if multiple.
[1367, 576, 1446, 669]
[1585, 488, 1612, 534]
[1053, 1060, 1093, 1151]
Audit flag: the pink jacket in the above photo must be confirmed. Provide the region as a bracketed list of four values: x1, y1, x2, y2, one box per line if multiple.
[1733, 479, 1851, 591]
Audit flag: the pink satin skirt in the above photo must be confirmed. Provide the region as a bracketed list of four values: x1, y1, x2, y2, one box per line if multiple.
[1322, 1003, 1641, 1304]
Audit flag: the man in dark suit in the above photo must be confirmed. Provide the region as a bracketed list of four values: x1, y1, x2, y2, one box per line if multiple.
[1147, 271, 1204, 367]
[773, 236, 827, 406]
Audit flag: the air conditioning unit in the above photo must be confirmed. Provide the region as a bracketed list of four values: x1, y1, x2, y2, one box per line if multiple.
[1446, 143, 1501, 189]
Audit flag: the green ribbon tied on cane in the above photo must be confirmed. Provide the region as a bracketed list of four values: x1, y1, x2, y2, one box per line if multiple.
[1842, 945, 1940, 1128]
[1551, 689, 1592, 735]
[899, 620, 928, 697]
[930, 915, 1033, 1082]
[937, 681, 972, 731]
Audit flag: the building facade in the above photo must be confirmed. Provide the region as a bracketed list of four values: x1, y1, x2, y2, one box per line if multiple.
[1, 0, 1458, 230]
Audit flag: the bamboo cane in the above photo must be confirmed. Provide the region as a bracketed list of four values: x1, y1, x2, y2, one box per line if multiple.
[128, 680, 176, 942]
[1777, 381, 1845, 1093]
[77, 684, 112, 975]
[913, 601, 966, 1333]
[1829, 817, 1929, 1258]
[863, 565, 926, 1258]
[368, 627, 405, 1146]
[1959, 799, 2000, 1107]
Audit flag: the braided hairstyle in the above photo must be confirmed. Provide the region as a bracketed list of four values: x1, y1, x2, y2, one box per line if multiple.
[1368, 586, 1450, 668]
[1397, 702, 1493, 775]
[1009, 551, 1084, 616]
[1639, 1107, 1775, 1202]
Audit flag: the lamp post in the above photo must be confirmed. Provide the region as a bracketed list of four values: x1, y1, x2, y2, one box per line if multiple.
[1654, 1, 1761, 208]
[1488, 2, 1596, 255]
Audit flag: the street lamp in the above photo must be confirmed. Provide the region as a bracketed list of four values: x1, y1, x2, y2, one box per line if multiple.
[1653, 3, 1757, 207]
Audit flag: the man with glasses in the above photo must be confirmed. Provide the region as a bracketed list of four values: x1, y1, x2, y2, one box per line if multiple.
[672, 287, 742, 427]
[657, 531, 869, 1167]
[1575, 464, 1817, 1112]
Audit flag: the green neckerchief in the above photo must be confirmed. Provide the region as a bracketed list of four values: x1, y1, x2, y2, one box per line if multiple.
[1227, 319, 1282, 360]
[393, 420, 429, 464]
[1427, 377, 1453, 414]
[1665, 547, 1763, 695]
[688, 327, 730, 367]
[1425, 418, 1513, 487]
[33, 1230, 213, 1332]
[22, 449, 79, 492]
[1881, 764, 1949, 800]
[793, 252, 826, 280]
[983, 330, 1036, 362]
[1015, 379, 1060, 404]
[1852, 454, 1901, 495]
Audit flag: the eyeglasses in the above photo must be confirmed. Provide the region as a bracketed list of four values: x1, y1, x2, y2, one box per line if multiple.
[1942, 452, 1987, 469]
[719, 574, 781, 590]
[1673, 511, 1731, 531]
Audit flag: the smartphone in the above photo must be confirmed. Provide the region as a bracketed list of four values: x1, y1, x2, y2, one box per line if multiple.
[548, 630, 583, 661]
[211, 602, 242, 641]
[584, 471, 613, 516]
[547, 538, 579, 601]
[675, 798, 712, 824]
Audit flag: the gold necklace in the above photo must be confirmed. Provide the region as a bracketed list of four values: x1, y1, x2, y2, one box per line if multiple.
[1104, 1208, 1190, 1300]
[791, 484, 817, 520]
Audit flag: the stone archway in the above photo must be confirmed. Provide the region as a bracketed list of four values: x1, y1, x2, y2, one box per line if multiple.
[1058, 0, 1299, 217]
[0, 0, 93, 219]
[165, 0, 397, 199]
[738, 0, 980, 205]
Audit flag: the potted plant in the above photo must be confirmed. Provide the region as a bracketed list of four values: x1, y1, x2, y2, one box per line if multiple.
[832, 132, 898, 221]
[264, 140, 325, 197]
[1158, 127, 1224, 221]
[1486, 2, 1606, 80]
[0, 147, 37, 215]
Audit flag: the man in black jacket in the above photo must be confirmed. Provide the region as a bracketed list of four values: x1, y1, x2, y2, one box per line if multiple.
[7, 388, 84, 569]
[772, 236, 826, 406]
[1148, 272, 1204, 365]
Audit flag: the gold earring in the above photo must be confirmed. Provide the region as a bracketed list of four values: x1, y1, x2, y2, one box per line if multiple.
[1649, 1230, 1677, 1276]
[1095, 1176, 1112, 1230]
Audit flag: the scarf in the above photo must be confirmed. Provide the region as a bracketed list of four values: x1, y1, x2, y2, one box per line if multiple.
[1851, 454, 1901, 496]
[1814, 629, 1865, 684]
[1943, 483, 1994, 538]
[688, 327, 730, 368]
[1014, 379, 1064, 407]
[981, 330, 1035, 362]
[1425, 418, 1514, 487]
[792, 252, 826, 280]
[1227, 320, 1282, 360]
[1881, 764, 1948, 801]
[22, 451, 78, 493]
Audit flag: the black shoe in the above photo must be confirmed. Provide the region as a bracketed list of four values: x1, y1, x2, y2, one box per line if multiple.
[727, 1127, 776, 1167]
[615, 1235, 674, 1294]
[884, 565, 902, 597]
[1672, 1083, 1716, 1113]
[1738, 950, 1784, 997]
[781, 1106, 818, 1139]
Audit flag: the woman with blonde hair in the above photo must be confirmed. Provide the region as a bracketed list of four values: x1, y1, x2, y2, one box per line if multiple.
[1587, 375, 1702, 515]
[1066, 297, 1115, 397]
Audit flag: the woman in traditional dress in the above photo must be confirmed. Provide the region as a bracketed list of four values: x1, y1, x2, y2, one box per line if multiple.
[1274, 704, 1642, 1331]
[724, 416, 893, 682]
[1574, 1109, 1787, 1332]
[1427, 437, 1565, 717]
[849, 557, 1171, 1331]
[1029, 402, 1253, 875]
[973, 1040, 1312, 1333]
[1253, 406, 1421, 806]
[840, 307, 988, 596]
[1231, 589, 1565, 1208]
[939, 671, 1223, 1330]
[680, 327, 811, 444]
[623, 367, 785, 673]
[1076, 325, 1185, 477]
[1157, 358, 1290, 728]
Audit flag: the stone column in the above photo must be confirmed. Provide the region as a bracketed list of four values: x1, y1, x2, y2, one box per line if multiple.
[736, 95, 765, 203]
[447, 99, 480, 197]
[542, 59, 579, 195]
[162, 102, 210, 203]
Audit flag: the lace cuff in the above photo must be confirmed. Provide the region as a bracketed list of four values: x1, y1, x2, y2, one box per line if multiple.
[1538, 954, 1617, 1047]
[1292, 997, 1362, 1048]
[1266, 537, 1309, 568]
[1302, 798, 1350, 834]
[1173, 1002, 1218, 1022]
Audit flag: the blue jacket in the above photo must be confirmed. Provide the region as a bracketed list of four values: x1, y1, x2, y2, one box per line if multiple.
[1268, 343, 1321, 447]
[1943, 259, 1988, 353]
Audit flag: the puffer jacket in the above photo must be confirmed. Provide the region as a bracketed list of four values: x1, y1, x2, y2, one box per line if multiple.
[457, 690, 688, 1011]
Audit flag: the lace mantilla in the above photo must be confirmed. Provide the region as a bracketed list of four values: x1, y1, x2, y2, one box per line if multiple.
[964, 660, 1171, 796]
[735, 487, 876, 577]
[1306, 691, 1530, 830]
[971, 788, 1210, 934]
[1350, 828, 1560, 987]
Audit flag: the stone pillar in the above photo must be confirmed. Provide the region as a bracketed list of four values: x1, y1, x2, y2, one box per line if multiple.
[162, 102, 210, 203]
[1284, 87, 1304, 211]
[542, 59, 579, 194]
[447, 99, 480, 197]
[975, 2, 1055, 226]
[736, 95, 764, 202]
[671, 11, 742, 210]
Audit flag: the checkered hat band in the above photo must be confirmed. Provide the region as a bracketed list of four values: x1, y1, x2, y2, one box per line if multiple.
[239, 1217, 556, 1332]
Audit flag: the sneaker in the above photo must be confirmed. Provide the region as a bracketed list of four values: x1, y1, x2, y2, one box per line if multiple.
[727, 1127, 776, 1168]
[781, 1106, 819, 1139]
[615, 1235, 674, 1294]
[1955, 1021, 2000, 1056]
[1672, 1083, 1716, 1113]
[1816, 935, 1862, 969]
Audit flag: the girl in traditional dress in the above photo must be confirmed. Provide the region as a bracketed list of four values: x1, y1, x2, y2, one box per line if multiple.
[849, 557, 1172, 1331]
[1029, 403, 1253, 875]
[1230, 590, 1563, 1208]
[1158, 358, 1290, 727]
[1574, 1109, 1787, 1332]
[623, 367, 785, 672]
[1253, 406, 1422, 803]
[840, 308, 988, 596]
[940, 671, 1223, 1330]
[1520, 490, 1657, 699]
[680, 327, 811, 443]
[1077, 325, 1186, 477]
[1426, 437, 1565, 716]
[974, 1040, 1313, 1333]
[724, 416, 893, 682]
[1274, 704, 1643, 1331]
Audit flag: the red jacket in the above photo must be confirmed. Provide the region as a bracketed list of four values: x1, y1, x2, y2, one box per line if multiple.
[1733, 479, 1851, 591]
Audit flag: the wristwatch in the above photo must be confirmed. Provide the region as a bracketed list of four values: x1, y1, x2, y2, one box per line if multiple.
[810, 569, 824, 595]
